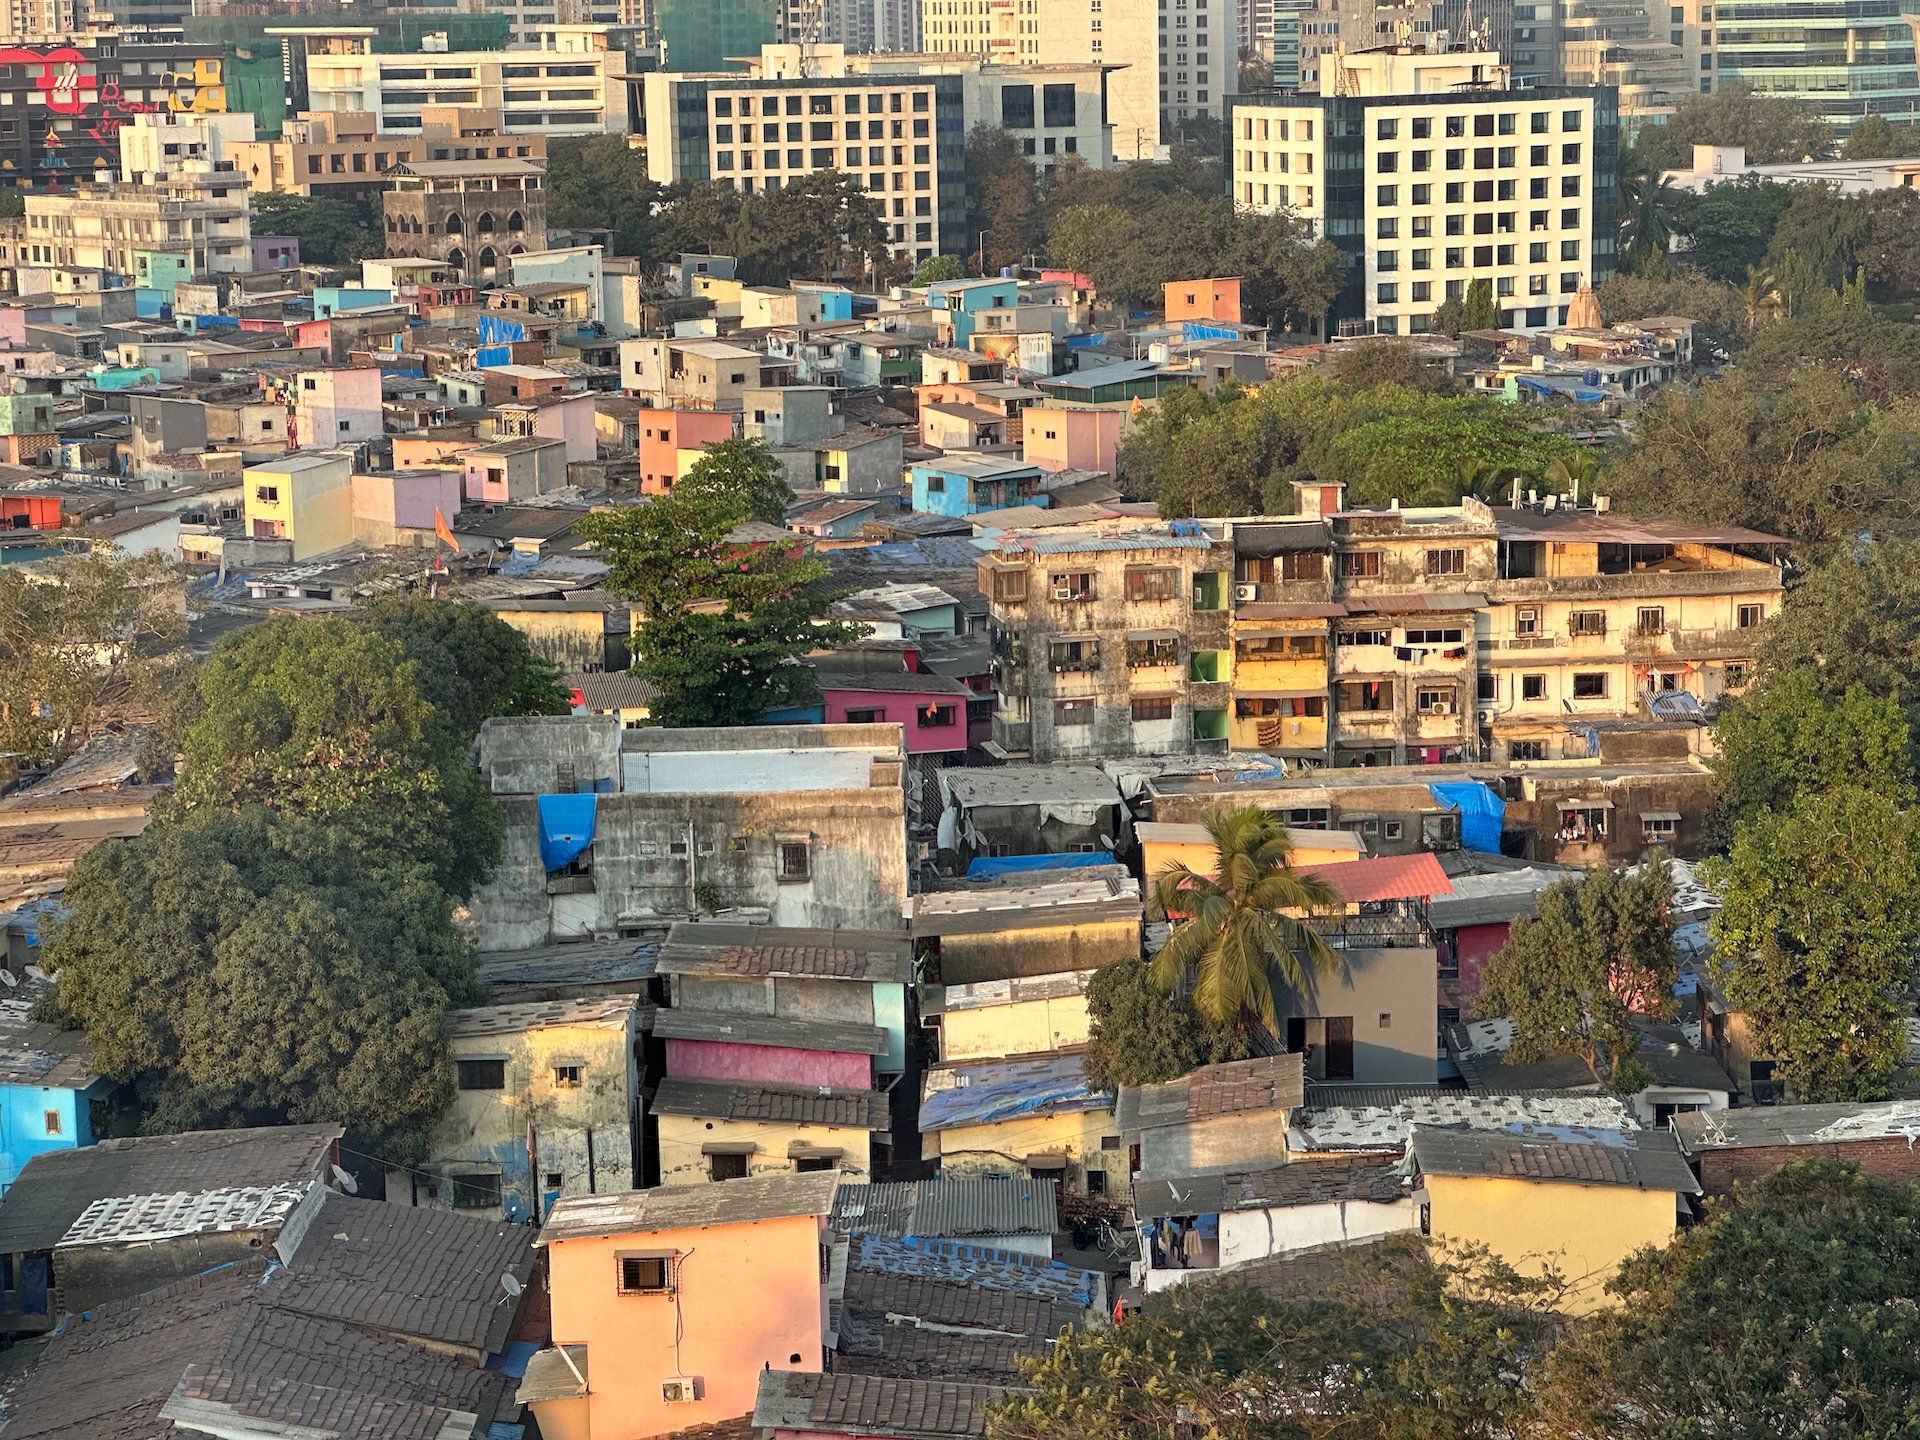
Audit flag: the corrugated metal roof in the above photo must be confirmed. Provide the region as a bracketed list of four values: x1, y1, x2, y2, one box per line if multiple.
[830, 1178, 1057, 1239]
[1298, 851, 1453, 903]
[1409, 1124, 1701, 1194]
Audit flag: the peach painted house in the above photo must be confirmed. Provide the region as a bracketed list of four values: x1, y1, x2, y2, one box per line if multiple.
[1021, 402, 1122, 475]
[520, 1172, 838, 1440]
[639, 406, 734, 495]
[1164, 277, 1242, 325]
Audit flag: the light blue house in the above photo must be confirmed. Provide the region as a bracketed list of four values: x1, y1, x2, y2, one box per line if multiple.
[795, 282, 857, 323]
[313, 287, 395, 321]
[911, 454, 1048, 518]
[0, 992, 106, 1192]
[926, 277, 1019, 348]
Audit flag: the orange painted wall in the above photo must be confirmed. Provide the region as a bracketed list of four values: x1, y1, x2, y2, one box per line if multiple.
[639, 408, 734, 495]
[1164, 278, 1242, 324]
[545, 1211, 829, 1439]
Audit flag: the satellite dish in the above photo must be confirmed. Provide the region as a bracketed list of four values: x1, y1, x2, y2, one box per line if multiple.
[0, 970, 17, 988]
[330, 1163, 359, 1194]
[500, 1272, 524, 1298]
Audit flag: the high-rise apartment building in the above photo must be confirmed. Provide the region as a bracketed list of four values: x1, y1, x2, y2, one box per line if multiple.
[302, 28, 631, 138]
[1673, 0, 1919, 130]
[921, 0, 1232, 158]
[1229, 48, 1617, 335]
[641, 43, 1115, 260]
[0, 0, 79, 43]
[783, 0, 923, 52]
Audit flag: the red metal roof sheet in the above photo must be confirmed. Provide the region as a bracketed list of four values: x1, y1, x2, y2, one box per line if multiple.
[1300, 851, 1453, 902]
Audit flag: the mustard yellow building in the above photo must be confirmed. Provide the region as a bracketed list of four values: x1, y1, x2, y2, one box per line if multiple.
[920, 1052, 1129, 1201]
[1137, 821, 1365, 893]
[650, 1077, 888, 1186]
[923, 970, 1096, 1063]
[242, 451, 354, 559]
[1408, 1124, 1701, 1315]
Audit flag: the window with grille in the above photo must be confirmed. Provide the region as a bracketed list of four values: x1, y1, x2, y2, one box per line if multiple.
[779, 843, 811, 881]
[618, 1254, 674, 1293]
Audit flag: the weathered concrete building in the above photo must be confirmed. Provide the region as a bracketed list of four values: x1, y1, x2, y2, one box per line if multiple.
[394, 996, 641, 1223]
[469, 718, 910, 949]
[912, 871, 1142, 986]
[979, 521, 1234, 762]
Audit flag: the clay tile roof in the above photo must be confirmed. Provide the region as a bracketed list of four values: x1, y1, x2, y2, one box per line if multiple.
[1114, 1054, 1306, 1133]
[756, 1369, 1007, 1438]
[1298, 851, 1453, 903]
[659, 922, 913, 983]
[650, 1076, 890, 1130]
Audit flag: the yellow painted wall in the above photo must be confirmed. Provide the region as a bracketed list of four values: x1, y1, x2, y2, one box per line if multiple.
[940, 994, 1091, 1062]
[939, 917, 1139, 985]
[244, 455, 352, 560]
[1142, 831, 1361, 884]
[425, 1013, 636, 1218]
[933, 1106, 1129, 1200]
[656, 1113, 874, 1186]
[495, 607, 613, 673]
[1424, 1172, 1678, 1315]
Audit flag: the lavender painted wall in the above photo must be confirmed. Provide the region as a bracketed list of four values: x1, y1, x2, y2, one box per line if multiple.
[665, 1038, 871, 1089]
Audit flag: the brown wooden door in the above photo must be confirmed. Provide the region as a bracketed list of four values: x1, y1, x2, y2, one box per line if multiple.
[1325, 1016, 1355, 1081]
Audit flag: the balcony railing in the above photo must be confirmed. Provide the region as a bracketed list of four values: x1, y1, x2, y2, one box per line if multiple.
[1307, 915, 1431, 950]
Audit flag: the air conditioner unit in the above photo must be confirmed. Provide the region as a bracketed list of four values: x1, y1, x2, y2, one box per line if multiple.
[661, 1377, 702, 1404]
[1478, 707, 1495, 723]
[1234, 583, 1257, 601]
[1052, 586, 1076, 600]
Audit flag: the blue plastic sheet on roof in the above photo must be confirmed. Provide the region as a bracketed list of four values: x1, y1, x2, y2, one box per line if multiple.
[474, 344, 513, 368]
[966, 851, 1114, 880]
[477, 314, 527, 346]
[1428, 782, 1504, 855]
[536, 793, 597, 872]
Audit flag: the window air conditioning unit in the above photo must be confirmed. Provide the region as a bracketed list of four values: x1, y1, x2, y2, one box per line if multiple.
[1052, 586, 1076, 600]
[661, 1377, 702, 1404]
[1235, 584, 1257, 602]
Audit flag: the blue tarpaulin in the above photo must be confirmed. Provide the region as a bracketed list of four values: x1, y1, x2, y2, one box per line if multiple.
[477, 314, 527, 346]
[474, 344, 513, 368]
[536, 794, 597, 872]
[966, 850, 1115, 880]
[1428, 782, 1504, 854]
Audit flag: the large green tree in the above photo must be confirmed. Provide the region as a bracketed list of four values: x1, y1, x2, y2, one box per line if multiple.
[39, 808, 474, 1160]
[1713, 785, 1920, 1100]
[1668, 175, 1797, 285]
[655, 172, 888, 284]
[359, 596, 570, 737]
[1148, 805, 1340, 1034]
[1609, 365, 1920, 544]
[175, 617, 502, 899]
[989, 1236, 1563, 1440]
[1709, 671, 1916, 834]
[0, 548, 187, 768]
[1761, 538, 1920, 709]
[545, 135, 664, 262]
[250, 192, 378, 266]
[1542, 1161, 1920, 1438]
[1431, 277, 1500, 336]
[1595, 265, 1750, 352]
[1842, 112, 1917, 160]
[580, 491, 863, 727]
[673, 436, 795, 527]
[1632, 86, 1838, 171]
[1473, 864, 1678, 1092]
[1081, 956, 1251, 1094]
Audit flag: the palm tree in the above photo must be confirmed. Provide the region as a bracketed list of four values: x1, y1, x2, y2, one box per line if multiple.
[1742, 264, 1784, 333]
[1149, 806, 1342, 1035]
[1618, 153, 1678, 275]
[1453, 459, 1529, 506]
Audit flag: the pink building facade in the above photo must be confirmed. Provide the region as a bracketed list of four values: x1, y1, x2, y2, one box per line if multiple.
[295, 366, 383, 447]
[820, 682, 970, 757]
[664, 1038, 872, 1090]
[639, 406, 734, 495]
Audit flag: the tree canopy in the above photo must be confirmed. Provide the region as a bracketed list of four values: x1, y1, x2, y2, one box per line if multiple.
[651, 171, 888, 284]
[672, 436, 795, 527]
[1542, 1161, 1920, 1437]
[1125, 372, 1583, 517]
[1632, 85, 1838, 171]
[1712, 785, 1920, 1101]
[580, 488, 863, 727]
[249, 192, 379, 266]
[1843, 112, 1917, 160]
[40, 807, 474, 1161]
[546, 135, 663, 263]
[1761, 537, 1920, 710]
[358, 596, 570, 738]
[0, 548, 187, 768]
[1473, 864, 1678, 1091]
[1081, 956, 1250, 1094]
[988, 1235, 1563, 1440]
[174, 617, 502, 899]
[1709, 670, 1916, 835]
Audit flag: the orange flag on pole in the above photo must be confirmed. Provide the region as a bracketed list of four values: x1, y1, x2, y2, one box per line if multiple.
[434, 508, 457, 548]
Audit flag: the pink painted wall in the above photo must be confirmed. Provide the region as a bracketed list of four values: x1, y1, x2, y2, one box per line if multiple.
[536, 393, 599, 464]
[390, 469, 463, 529]
[821, 688, 965, 756]
[545, 1212, 829, 1440]
[639, 408, 733, 495]
[1026, 406, 1120, 474]
[0, 309, 25, 348]
[1449, 920, 1513, 1003]
[665, 1038, 870, 1090]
